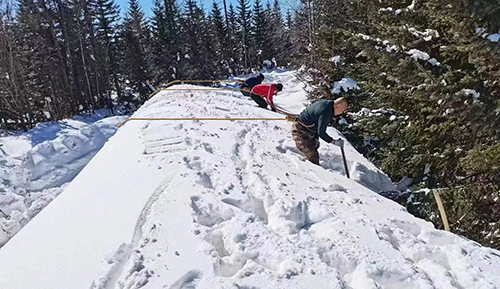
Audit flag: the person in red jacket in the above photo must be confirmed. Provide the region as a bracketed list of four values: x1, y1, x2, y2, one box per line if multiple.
[250, 83, 283, 112]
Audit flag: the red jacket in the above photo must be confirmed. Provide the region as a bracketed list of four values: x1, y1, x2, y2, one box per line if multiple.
[251, 83, 279, 107]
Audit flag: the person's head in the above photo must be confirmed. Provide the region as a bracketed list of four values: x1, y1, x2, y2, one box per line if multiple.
[334, 97, 348, 115]
[258, 73, 265, 80]
[276, 83, 283, 91]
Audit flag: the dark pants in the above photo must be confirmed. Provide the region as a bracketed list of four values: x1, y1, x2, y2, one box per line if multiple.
[250, 93, 268, 108]
[250, 93, 276, 112]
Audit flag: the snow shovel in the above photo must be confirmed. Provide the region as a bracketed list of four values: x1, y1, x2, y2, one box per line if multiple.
[340, 147, 350, 179]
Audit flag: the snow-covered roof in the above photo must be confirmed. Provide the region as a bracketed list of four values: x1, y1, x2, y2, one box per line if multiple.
[0, 71, 499, 289]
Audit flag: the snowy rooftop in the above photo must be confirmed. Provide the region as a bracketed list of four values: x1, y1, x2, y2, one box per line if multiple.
[0, 71, 499, 289]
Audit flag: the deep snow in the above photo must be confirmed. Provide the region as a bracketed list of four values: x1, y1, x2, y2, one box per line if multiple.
[0, 110, 128, 246]
[0, 71, 499, 289]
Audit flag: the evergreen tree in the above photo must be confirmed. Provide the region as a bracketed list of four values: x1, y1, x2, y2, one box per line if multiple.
[298, 0, 500, 248]
[0, 5, 32, 131]
[151, 0, 181, 82]
[226, 4, 240, 74]
[251, 0, 266, 65]
[269, 0, 289, 66]
[181, 0, 216, 79]
[209, 1, 230, 76]
[236, 0, 252, 70]
[93, 0, 123, 99]
[123, 0, 151, 101]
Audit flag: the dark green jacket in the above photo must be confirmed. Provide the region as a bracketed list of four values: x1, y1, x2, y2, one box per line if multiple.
[298, 100, 334, 143]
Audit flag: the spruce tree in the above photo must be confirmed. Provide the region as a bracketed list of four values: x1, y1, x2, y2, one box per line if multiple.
[236, 0, 252, 70]
[209, 1, 230, 76]
[226, 4, 240, 74]
[123, 0, 151, 102]
[181, 0, 216, 79]
[251, 0, 266, 66]
[93, 0, 122, 99]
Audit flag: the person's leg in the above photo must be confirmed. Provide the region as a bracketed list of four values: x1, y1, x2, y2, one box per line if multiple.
[250, 93, 268, 108]
[291, 123, 320, 165]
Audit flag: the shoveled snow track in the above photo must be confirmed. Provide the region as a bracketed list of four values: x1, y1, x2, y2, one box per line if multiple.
[1, 72, 500, 289]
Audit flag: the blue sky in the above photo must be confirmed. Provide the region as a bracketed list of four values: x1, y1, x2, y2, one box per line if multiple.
[115, 0, 299, 17]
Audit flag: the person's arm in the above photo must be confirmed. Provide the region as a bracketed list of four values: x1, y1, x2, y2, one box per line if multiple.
[267, 85, 276, 108]
[317, 113, 334, 143]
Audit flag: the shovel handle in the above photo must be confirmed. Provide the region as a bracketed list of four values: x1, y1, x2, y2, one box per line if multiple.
[340, 147, 350, 179]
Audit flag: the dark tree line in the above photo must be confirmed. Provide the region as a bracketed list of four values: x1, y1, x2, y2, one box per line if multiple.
[0, 0, 293, 131]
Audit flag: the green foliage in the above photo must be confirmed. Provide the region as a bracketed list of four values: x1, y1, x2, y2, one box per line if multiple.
[298, 0, 500, 248]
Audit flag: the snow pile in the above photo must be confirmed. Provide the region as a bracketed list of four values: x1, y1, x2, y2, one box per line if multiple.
[379, 7, 393, 12]
[18, 116, 128, 191]
[406, 49, 440, 66]
[386, 45, 398, 53]
[0, 71, 499, 289]
[408, 27, 439, 41]
[329, 55, 341, 65]
[0, 186, 67, 247]
[407, 49, 430, 61]
[474, 28, 500, 42]
[0, 112, 128, 247]
[462, 89, 480, 101]
[331, 78, 359, 94]
[475, 28, 486, 35]
[357, 33, 372, 41]
[407, 0, 417, 10]
[488, 33, 500, 42]
[427, 58, 440, 66]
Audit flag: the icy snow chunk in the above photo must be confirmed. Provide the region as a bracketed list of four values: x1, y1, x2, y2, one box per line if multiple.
[356, 50, 369, 58]
[379, 7, 393, 12]
[0, 228, 8, 247]
[407, 49, 430, 61]
[389, 115, 397, 121]
[407, 0, 416, 10]
[357, 33, 372, 41]
[329, 56, 341, 65]
[427, 58, 440, 66]
[408, 28, 439, 41]
[386, 45, 398, 53]
[30, 152, 47, 166]
[488, 34, 500, 42]
[2, 219, 22, 237]
[395, 9, 402, 15]
[331, 78, 359, 94]
[339, 118, 348, 125]
[462, 89, 480, 99]
[263, 59, 272, 67]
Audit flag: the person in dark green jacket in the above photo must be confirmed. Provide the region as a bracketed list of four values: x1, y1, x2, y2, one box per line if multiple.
[291, 97, 348, 164]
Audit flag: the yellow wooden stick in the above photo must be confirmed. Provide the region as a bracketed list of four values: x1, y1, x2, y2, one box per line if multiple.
[433, 191, 450, 231]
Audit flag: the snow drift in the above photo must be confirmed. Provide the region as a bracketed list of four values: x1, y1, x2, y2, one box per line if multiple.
[0, 114, 128, 247]
[0, 71, 499, 289]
